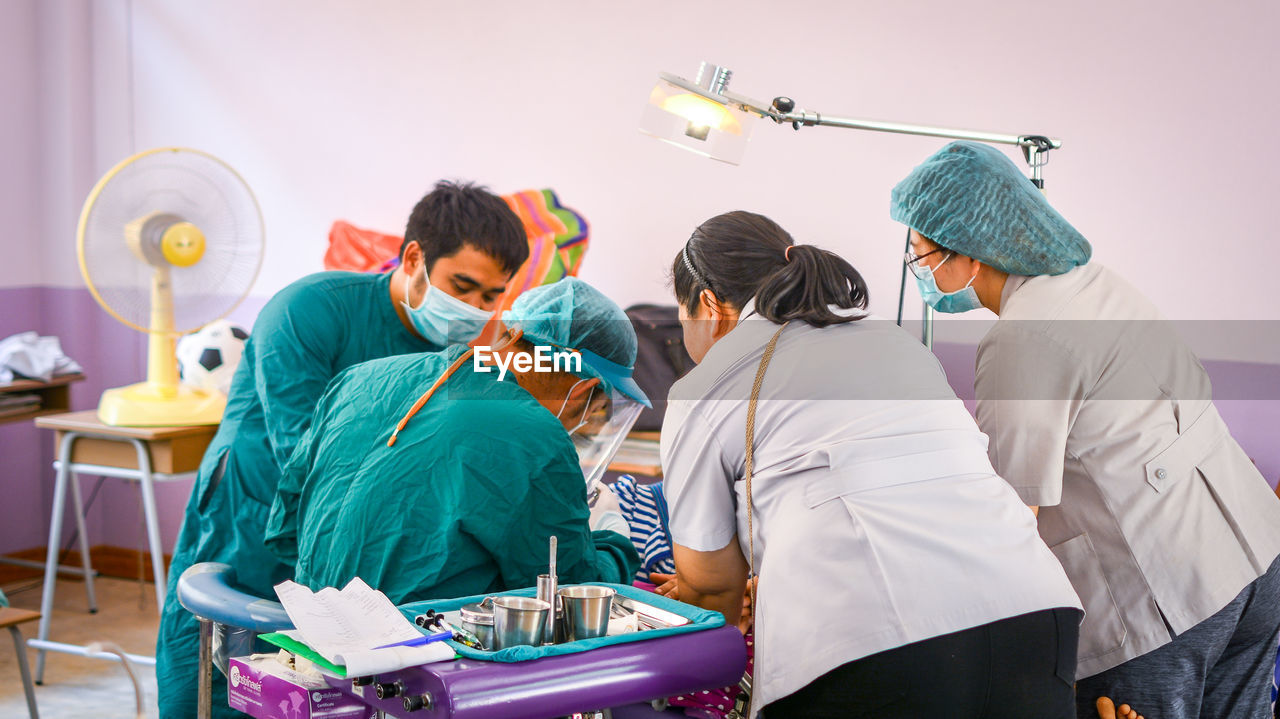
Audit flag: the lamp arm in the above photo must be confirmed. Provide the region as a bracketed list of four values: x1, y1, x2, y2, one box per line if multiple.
[773, 110, 1060, 150]
[700, 80, 1062, 151]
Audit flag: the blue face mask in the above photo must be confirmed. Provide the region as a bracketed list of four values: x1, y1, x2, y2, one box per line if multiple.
[401, 274, 493, 346]
[913, 254, 984, 314]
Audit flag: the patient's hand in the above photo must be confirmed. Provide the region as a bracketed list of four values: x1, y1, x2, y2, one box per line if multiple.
[650, 572, 679, 599]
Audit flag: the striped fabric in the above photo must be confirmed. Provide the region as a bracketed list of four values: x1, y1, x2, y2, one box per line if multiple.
[475, 189, 589, 345]
[610, 475, 675, 581]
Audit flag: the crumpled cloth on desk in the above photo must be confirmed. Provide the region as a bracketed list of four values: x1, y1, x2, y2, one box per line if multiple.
[0, 332, 83, 384]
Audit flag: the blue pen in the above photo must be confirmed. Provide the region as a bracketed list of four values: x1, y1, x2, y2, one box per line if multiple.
[373, 629, 453, 650]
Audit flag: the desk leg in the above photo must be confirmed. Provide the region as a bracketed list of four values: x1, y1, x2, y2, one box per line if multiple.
[9, 626, 40, 719]
[35, 432, 76, 684]
[65, 466, 98, 614]
[130, 439, 167, 610]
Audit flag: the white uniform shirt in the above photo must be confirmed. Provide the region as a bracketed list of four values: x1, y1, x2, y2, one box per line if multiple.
[662, 309, 1081, 714]
[977, 263, 1280, 678]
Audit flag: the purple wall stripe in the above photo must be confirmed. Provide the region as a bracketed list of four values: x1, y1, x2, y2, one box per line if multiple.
[1, 290, 1276, 557]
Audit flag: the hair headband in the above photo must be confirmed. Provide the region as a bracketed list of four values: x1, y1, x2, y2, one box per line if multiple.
[682, 242, 713, 291]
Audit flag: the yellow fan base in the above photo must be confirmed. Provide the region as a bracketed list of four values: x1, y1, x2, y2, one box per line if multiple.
[98, 382, 225, 426]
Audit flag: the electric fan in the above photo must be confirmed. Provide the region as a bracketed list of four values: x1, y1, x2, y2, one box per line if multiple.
[77, 147, 265, 426]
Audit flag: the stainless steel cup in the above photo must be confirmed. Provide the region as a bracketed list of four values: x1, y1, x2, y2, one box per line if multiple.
[558, 585, 616, 642]
[459, 600, 495, 650]
[491, 596, 551, 650]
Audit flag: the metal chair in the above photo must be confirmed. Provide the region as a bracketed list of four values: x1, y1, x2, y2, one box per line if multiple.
[1, 607, 42, 718]
[175, 562, 293, 719]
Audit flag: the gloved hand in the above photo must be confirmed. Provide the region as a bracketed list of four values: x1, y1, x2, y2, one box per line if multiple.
[588, 483, 628, 536]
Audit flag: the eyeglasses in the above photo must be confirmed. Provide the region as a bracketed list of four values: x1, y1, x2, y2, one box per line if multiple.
[904, 248, 950, 279]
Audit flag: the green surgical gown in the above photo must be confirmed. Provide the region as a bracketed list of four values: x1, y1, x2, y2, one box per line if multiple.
[264, 345, 640, 604]
[157, 271, 439, 719]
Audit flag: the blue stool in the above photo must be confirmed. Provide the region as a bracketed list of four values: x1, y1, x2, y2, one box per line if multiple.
[175, 563, 293, 719]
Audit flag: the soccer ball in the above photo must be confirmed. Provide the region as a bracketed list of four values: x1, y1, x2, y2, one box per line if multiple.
[177, 320, 249, 395]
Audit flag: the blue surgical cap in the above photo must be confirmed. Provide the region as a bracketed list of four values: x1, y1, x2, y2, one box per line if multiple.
[890, 141, 1091, 276]
[502, 277, 650, 407]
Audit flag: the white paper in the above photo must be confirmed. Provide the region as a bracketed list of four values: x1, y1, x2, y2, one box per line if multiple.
[274, 578, 453, 675]
[606, 614, 640, 635]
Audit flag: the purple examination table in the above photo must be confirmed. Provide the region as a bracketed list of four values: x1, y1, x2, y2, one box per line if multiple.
[177, 562, 747, 719]
[330, 623, 746, 718]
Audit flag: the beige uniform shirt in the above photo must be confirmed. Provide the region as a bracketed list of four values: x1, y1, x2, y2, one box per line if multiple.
[664, 309, 1081, 714]
[976, 262, 1280, 678]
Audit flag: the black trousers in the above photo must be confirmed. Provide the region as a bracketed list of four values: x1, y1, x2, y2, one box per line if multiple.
[764, 607, 1082, 719]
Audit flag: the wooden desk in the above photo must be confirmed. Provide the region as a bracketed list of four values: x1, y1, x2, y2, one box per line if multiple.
[607, 430, 662, 478]
[29, 411, 218, 679]
[0, 373, 83, 424]
[36, 410, 217, 474]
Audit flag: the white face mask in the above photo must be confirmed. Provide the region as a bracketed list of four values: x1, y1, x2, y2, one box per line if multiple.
[556, 378, 596, 435]
[401, 272, 493, 346]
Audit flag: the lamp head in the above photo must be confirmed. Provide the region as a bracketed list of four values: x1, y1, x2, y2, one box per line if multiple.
[638, 62, 755, 164]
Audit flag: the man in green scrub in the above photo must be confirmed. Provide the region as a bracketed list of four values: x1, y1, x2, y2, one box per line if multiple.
[157, 181, 529, 719]
[264, 277, 643, 605]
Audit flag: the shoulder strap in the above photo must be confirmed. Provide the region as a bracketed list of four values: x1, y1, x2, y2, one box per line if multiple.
[729, 321, 788, 719]
[744, 321, 788, 582]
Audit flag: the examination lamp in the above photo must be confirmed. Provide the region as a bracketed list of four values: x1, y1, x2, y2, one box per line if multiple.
[639, 62, 1065, 344]
[639, 62, 1061, 183]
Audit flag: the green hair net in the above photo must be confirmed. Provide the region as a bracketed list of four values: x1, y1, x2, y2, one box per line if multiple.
[890, 141, 1091, 276]
[502, 277, 649, 406]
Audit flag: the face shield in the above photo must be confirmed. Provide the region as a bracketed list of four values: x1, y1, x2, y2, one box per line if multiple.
[569, 386, 646, 497]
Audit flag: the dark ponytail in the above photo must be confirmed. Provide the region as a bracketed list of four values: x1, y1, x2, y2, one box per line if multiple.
[671, 211, 869, 327]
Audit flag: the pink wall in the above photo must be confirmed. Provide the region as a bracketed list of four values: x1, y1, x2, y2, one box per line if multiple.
[0, 0, 43, 287]
[48, 0, 1278, 333]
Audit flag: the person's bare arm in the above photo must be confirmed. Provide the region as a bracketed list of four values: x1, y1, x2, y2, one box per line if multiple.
[651, 571, 757, 632]
[671, 539, 749, 628]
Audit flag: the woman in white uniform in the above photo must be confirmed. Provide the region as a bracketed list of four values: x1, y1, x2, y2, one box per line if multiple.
[661, 210, 1083, 718]
[890, 141, 1280, 719]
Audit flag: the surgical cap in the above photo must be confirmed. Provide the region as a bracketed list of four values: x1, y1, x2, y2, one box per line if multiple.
[890, 141, 1091, 276]
[503, 277, 650, 406]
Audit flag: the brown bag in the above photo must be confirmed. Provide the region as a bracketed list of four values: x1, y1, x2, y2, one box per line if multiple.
[624, 304, 695, 432]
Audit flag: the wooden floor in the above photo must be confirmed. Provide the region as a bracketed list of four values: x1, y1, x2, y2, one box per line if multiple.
[0, 576, 160, 718]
